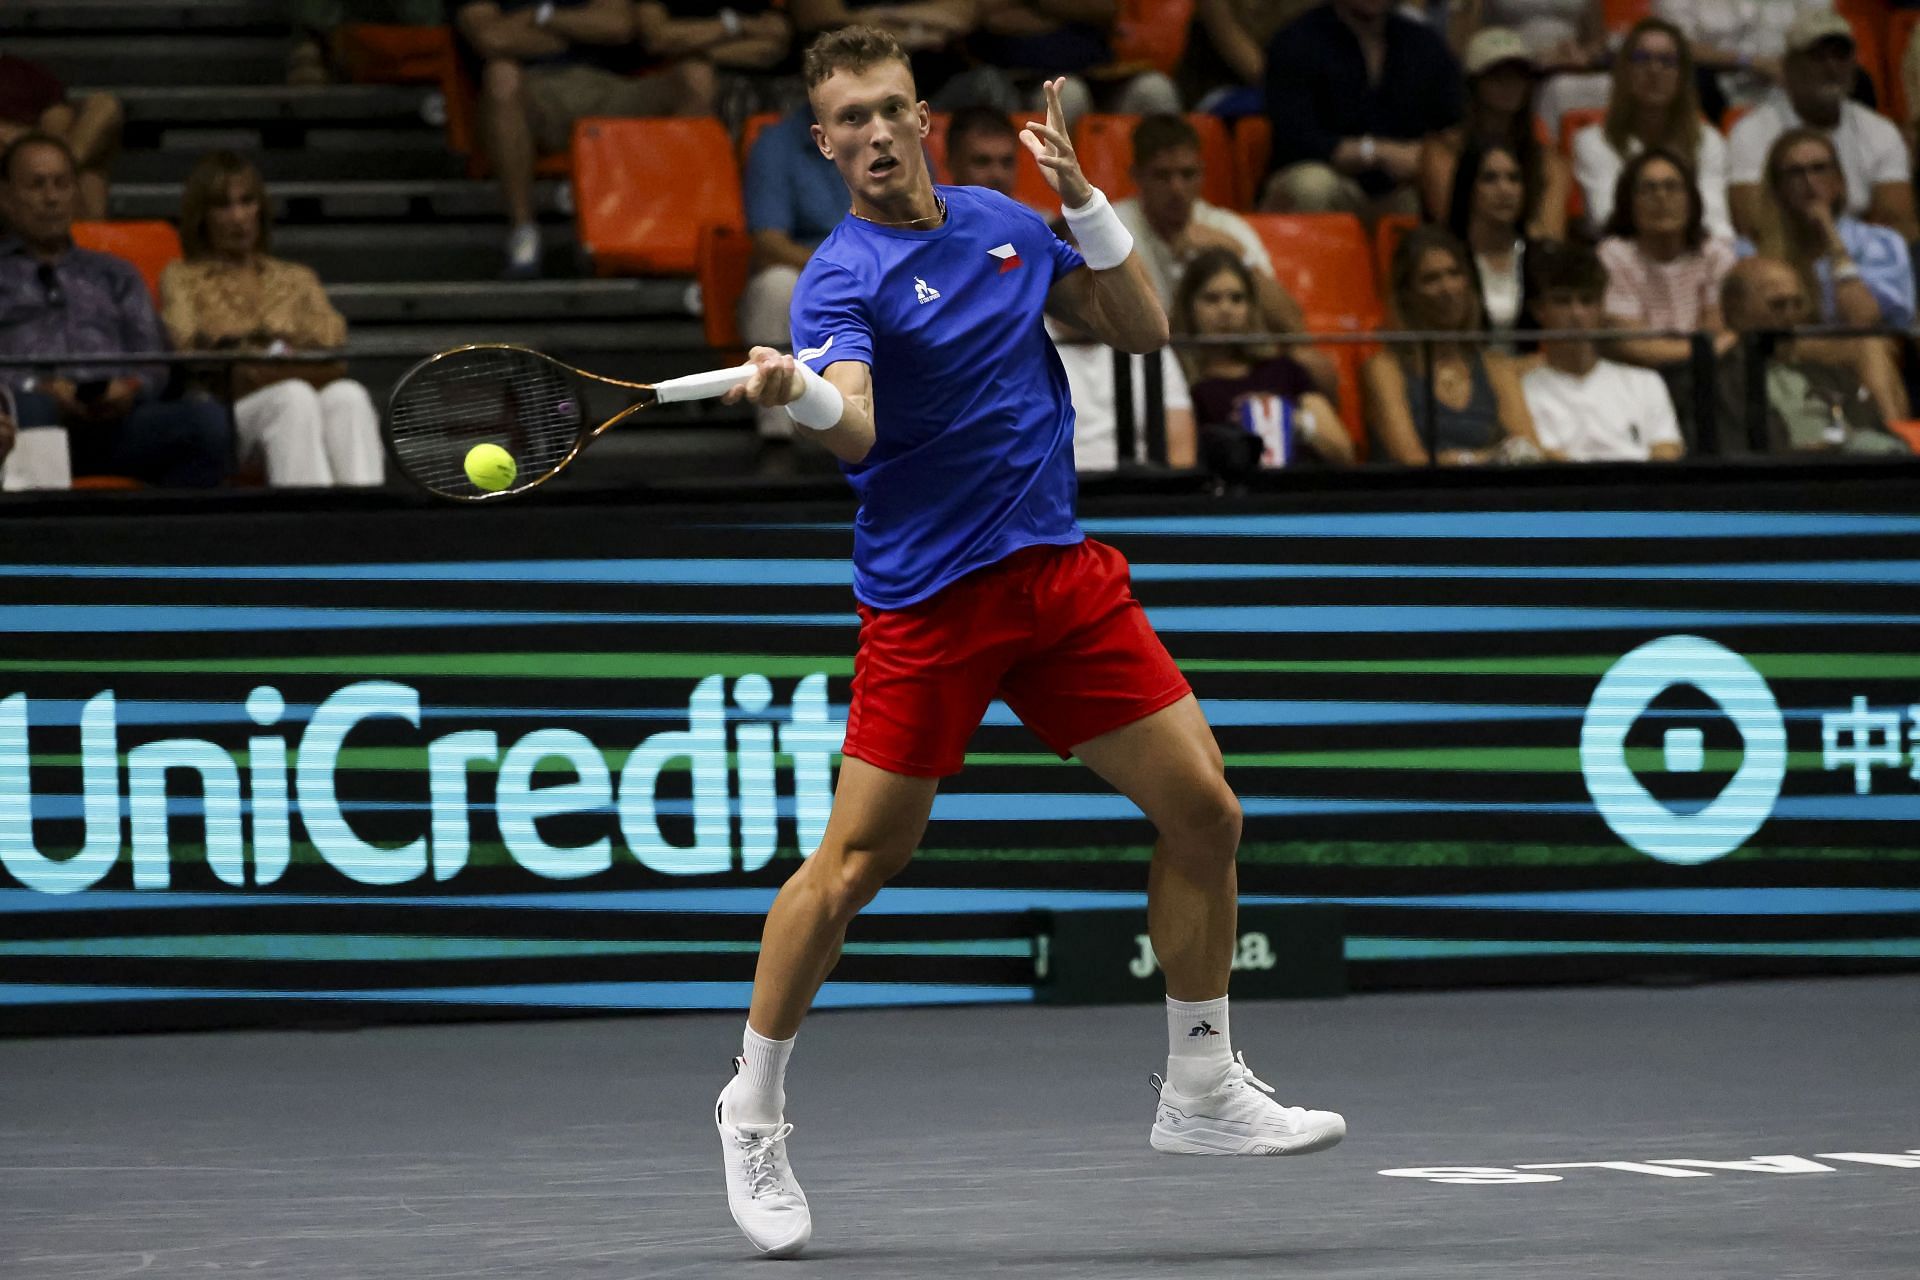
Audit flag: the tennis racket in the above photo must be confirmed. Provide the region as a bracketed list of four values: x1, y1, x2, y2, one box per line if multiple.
[382, 343, 756, 501]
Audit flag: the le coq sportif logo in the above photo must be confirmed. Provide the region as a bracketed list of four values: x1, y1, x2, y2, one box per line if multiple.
[1580, 636, 1788, 865]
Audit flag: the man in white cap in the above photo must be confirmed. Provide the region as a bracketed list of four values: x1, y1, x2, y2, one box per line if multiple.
[1727, 9, 1916, 242]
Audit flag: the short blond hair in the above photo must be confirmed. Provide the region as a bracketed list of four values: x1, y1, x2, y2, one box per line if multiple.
[802, 25, 912, 91]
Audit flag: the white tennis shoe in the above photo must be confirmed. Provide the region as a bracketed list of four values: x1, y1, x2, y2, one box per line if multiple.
[1149, 1051, 1346, 1156]
[716, 1065, 812, 1258]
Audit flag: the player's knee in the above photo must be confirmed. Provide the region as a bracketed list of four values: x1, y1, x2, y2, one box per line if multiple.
[1159, 781, 1242, 861]
[818, 843, 914, 921]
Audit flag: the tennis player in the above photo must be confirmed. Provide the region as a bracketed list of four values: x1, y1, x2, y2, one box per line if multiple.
[713, 27, 1346, 1258]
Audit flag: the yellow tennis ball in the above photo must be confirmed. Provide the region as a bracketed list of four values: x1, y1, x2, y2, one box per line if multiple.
[465, 443, 517, 491]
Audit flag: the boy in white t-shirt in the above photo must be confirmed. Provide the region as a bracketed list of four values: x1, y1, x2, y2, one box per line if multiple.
[1521, 240, 1686, 462]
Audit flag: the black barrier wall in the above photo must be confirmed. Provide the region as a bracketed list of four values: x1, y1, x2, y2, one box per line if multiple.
[4, 469, 1920, 1032]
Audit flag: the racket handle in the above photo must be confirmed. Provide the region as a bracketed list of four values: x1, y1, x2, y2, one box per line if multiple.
[651, 363, 756, 404]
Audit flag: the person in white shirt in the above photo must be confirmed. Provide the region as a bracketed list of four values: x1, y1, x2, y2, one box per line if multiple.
[1572, 17, 1733, 240]
[1521, 240, 1686, 461]
[1726, 9, 1917, 241]
[1111, 114, 1337, 396]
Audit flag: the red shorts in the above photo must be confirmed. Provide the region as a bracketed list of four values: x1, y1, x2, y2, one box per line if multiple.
[842, 538, 1192, 777]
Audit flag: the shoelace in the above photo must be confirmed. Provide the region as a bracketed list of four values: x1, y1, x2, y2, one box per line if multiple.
[737, 1123, 797, 1201]
[1224, 1050, 1274, 1094]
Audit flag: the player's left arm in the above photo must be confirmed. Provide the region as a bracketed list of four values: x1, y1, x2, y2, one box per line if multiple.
[1024, 77, 1171, 356]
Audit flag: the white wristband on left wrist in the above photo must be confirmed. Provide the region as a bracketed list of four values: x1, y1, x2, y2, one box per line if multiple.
[1063, 187, 1133, 271]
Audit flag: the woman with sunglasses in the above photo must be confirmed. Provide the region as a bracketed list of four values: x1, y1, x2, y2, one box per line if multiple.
[1572, 18, 1731, 240]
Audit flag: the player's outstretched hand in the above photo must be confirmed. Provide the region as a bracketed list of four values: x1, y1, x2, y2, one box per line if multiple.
[724, 346, 801, 408]
[1020, 77, 1093, 208]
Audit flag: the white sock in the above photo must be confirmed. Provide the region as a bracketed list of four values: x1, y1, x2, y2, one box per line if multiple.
[730, 1023, 794, 1127]
[1165, 995, 1234, 1096]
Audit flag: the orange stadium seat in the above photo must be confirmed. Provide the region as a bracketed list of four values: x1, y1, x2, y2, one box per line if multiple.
[1601, 0, 1653, 34]
[1110, 0, 1195, 76]
[1073, 114, 1235, 208]
[1372, 212, 1418, 291]
[697, 224, 753, 352]
[71, 220, 181, 302]
[924, 110, 952, 181]
[1836, 0, 1890, 109]
[1891, 9, 1920, 125]
[572, 117, 743, 276]
[740, 110, 781, 164]
[1245, 213, 1382, 453]
[331, 23, 454, 84]
[1007, 112, 1063, 217]
[1232, 115, 1271, 211]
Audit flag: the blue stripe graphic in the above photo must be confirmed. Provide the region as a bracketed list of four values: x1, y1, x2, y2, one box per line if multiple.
[13, 555, 1920, 587]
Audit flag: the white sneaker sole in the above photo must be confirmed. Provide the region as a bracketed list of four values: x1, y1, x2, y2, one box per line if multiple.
[1150, 1112, 1347, 1156]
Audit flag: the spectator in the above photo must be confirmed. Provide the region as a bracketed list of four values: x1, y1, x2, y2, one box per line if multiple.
[632, 2, 795, 121]
[0, 135, 230, 489]
[1597, 148, 1738, 369]
[1047, 215, 1194, 470]
[1572, 17, 1733, 239]
[737, 103, 850, 445]
[1655, 0, 1843, 117]
[1050, 322, 1196, 472]
[1421, 28, 1569, 239]
[1180, 0, 1314, 119]
[1363, 225, 1541, 465]
[1521, 240, 1685, 461]
[1172, 248, 1354, 469]
[1445, 139, 1536, 335]
[1745, 126, 1914, 327]
[1113, 115, 1337, 396]
[1260, 0, 1463, 217]
[1447, 0, 1610, 133]
[965, 1, 1181, 129]
[0, 48, 122, 221]
[945, 105, 1020, 197]
[790, 1, 977, 106]
[1716, 255, 1909, 454]
[1726, 10, 1916, 241]
[454, 0, 693, 278]
[159, 152, 382, 488]
[0, 381, 70, 490]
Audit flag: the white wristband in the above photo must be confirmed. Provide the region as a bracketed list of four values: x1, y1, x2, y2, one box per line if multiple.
[1062, 187, 1133, 271]
[785, 361, 845, 431]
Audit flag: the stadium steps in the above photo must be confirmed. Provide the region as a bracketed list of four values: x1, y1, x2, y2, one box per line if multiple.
[0, 35, 288, 87]
[85, 84, 440, 128]
[111, 179, 570, 223]
[328, 279, 689, 325]
[273, 222, 589, 283]
[118, 139, 471, 185]
[0, 0, 286, 33]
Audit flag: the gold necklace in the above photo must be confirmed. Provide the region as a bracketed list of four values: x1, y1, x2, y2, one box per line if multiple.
[851, 191, 947, 228]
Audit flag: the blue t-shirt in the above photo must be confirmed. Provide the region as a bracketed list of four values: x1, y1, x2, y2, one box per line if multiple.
[790, 184, 1088, 609]
[744, 107, 848, 250]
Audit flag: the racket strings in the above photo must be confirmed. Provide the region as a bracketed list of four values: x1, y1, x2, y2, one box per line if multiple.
[387, 347, 585, 497]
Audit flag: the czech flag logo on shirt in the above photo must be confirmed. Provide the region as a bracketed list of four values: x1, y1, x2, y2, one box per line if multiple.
[989, 242, 1022, 274]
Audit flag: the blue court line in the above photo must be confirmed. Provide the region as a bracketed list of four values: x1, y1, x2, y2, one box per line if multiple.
[0, 980, 1029, 1009]
[3, 886, 1916, 916]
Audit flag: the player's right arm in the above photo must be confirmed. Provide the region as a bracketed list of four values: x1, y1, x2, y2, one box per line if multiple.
[726, 348, 877, 464]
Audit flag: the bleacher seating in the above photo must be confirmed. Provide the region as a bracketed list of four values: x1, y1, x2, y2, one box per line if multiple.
[1244, 213, 1383, 455]
[572, 117, 745, 277]
[70, 219, 181, 302]
[1231, 116, 1271, 213]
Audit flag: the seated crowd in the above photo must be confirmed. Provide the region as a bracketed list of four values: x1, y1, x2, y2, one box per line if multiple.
[4, 0, 1919, 490]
